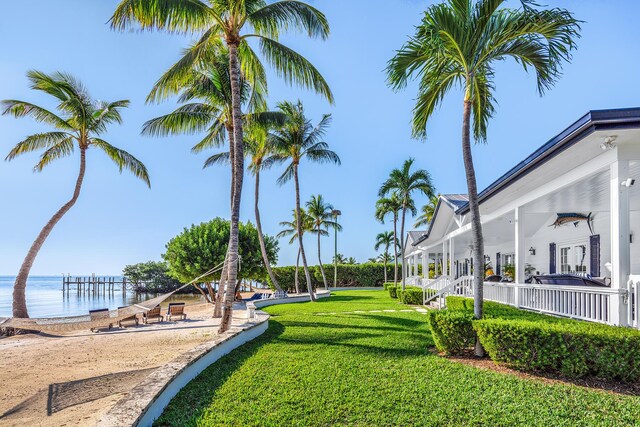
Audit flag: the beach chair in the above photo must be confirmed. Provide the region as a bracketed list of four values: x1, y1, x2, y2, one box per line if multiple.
[167, 302, 187, 321]
[117, 306, 139, 328]
[143, 305, 164, 324]
[89, 308, 113, 332]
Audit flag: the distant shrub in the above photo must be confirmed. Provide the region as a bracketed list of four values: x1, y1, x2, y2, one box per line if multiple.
[427, 310, 476, 355]
[270, 263, 395, 292]
[383, 282, 396, 290]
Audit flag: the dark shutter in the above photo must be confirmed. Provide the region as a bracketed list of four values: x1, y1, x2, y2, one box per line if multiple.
[549, 243, 556, 274]
[496, 252, 501, 275]
[590, 235, 601, 277]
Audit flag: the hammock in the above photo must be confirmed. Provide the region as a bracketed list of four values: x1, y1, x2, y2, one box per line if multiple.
[0, 260, 229, 333]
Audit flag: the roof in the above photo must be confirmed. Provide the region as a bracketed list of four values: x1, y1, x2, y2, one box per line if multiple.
[407, 231, 426, 242]
[441, 194, 468, 209]
[456, 107, 640, 214]
[411, 194, 467, 247]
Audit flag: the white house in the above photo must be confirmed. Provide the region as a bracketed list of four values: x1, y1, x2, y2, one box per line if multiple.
[403, 108, 640, 327]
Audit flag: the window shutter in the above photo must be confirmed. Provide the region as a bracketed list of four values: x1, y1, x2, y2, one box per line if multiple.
[549, 243, 556, 274]
[496, 253, 501, 275]
[590, 235, 601, 277]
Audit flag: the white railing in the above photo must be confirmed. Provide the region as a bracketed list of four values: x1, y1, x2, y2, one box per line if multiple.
[483, 282, 516, 306]
[424, 276, 472, 306]
[628, 275, 640, 328]
[422, 275, 451, 305]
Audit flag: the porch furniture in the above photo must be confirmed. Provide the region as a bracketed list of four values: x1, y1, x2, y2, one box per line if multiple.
[117, 306, 139, 327]
[143, 305, 163, 324]
[485, 275, 502, 282]
[89, 308, 112, 332]
[167, 302, 187, 321]
[531, 274, 608, 287]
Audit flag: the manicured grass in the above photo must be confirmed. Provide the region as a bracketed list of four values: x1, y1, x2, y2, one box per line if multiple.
[156, 291, 640, 426]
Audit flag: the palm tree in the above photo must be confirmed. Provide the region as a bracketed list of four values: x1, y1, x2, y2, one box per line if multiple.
[277, 208, 316, 294]
[379, 159, 433, 290]
[386, 0, 580, 352]
[112, 0, 333, 332]
[3, 71, 150, 318]
[271, 100, 340, 301]
[375, 194, 403, 285]
[332, 253, 347, 264]
[306, 194, 341, 290]
[375, 231, 395, 283]
[346, 257, 358, 265]
[415, 194, 440, 228]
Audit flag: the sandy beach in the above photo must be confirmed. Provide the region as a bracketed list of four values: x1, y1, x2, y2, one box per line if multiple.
[0, 302, 253, 427]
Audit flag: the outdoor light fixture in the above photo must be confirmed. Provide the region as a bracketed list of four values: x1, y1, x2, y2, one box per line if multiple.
[621, 178, 636, 188]
[529, 247, 536, 256]
[600, 135, 617, 151]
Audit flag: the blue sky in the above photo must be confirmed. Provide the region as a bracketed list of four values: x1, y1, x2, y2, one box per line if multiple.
[0, 1, 639, 275]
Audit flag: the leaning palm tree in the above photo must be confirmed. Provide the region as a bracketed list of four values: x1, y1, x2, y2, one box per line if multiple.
[3, 71, 150, 318]
[306, 194, 341, 290]
[415, 194, 440, 228]
[277, 208, 317, 294]
[112, 0, 333, 332]
[375, 194, 404, 285]
[379, 158, 434, 290]
[271, 100, 340, 301]
[387, 0, 580, 352]
[375, 231, 396, 283]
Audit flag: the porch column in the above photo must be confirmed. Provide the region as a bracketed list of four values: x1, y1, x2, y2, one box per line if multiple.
[442, 240, 449, 276]
[610, 160, 631, 326]
[449, 237, 455, 279]
[422, 250, 428, 279]
[412, 253, 418, 277]
[514, 206, 525, 307]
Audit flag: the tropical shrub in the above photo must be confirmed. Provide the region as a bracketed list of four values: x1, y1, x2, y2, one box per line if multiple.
[398, 286, 423, 305]
[122, 261, 182, 293]
[388, 285, 398, 299]
[270, 263, 395, 292]
[474, 319, 640, 381]
[427, 310, 476, 355]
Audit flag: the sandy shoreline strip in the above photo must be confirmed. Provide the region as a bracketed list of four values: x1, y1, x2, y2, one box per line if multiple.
[0, 302, 252, 427]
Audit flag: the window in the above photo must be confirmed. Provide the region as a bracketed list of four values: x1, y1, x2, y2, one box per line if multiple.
[560, 247, 571, 274]
[559, 243, 588, 274]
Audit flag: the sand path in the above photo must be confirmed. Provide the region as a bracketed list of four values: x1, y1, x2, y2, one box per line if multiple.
[0, 303, 251, 427]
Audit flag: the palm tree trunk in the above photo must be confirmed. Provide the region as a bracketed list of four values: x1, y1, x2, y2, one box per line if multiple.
[400, 207, 407, 291]
[393, 214, 399, 285]
[13, 147, 87, 318]
[219, 41, 245, 333]
[254, 169, 283, 293]
[462, 98, 485, 357]
[383, 250, 388, 283]
[295, 247, 301, 294]
[293, 165, 315, 301]
[317, 226, 328, 290]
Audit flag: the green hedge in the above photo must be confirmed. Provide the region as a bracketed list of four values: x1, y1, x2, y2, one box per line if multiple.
[444, 297, 640, 381]
[427, 310, 476, 355]
[270, 263, 396, 292]
[475, 319, 640, 381]
[388, 285, 398, 299]
[398, 286, 423, 305]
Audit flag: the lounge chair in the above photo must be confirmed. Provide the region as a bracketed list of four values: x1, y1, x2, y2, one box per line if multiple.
[532, 274, 608, 287]
[167, 302, 187, 321]
[117, 306, 139, 327]
[485, 275, 502, 282]
[143, 305, 164, 324]
[89, 308, 112, 332]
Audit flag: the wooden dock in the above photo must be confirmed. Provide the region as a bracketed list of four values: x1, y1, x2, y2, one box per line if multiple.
[62, 275, 127, 295]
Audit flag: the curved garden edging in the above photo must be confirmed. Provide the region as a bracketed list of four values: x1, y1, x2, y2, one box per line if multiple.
[98, 290, 333, 427]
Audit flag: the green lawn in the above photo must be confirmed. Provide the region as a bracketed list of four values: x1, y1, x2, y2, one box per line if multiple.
[156, 290, 640, 426]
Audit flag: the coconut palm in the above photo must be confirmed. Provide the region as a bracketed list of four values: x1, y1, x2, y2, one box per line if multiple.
[3, 71, 150, 318]
[332, 253, 347, 264]
[277, 208, 317, 294]
[346, 257, 358, 265]
[415, 194, 440, 228]
[271, 100, 340, 301]
[112, 0, 333, 332]
[375, 194, 403, 285]
[379, 159, 433, 290]
[386, 0, 580, 351]
[203, 124, 286, 295]
[375, 231, 396, 283]
[306, 194, 341, 290]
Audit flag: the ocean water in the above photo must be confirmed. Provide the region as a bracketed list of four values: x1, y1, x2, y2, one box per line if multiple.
[0, 276, 203, 318]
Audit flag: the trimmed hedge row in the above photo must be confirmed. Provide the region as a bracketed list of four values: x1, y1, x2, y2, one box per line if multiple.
[269, 263, 396, 292]
[427, 297, 640, 381]
[398, 287, 423, 305]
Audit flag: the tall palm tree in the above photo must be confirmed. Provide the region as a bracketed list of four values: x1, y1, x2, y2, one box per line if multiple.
[379, 158, 434, 290]
[203, 124, 286, 295]
[271, 100, 340, 301]
[112, 0, 333, 332]
[277, 208, 317, 294]
[375, 231, 396, 283]
[375, 194, 403, 285]
[386, 0, 580, 352]
[415, 194, 440, 228]
[3, 71, 150, 318]
[306, 194, 341, 290]
[332, 253, 347, 264]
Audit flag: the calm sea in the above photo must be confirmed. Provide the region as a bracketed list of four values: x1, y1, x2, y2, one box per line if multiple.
[0, 276, 203, 318]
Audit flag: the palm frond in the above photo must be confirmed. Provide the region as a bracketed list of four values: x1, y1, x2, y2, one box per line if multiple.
[249, 1, 330, 40]
[142, 103, 219, 137]
[110, 0, 213, 33]
[203, 151, 231, 168]
[33, 138, 75, 171]
[1, 100, 72, 130]
[91, 138, 151, 187]
[6, 132, 74, 161]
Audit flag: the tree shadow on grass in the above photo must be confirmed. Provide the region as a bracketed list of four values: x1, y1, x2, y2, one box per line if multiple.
[154, 320, 287, 427]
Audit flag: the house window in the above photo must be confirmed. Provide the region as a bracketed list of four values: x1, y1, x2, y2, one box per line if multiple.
[560, 247, 571, 274]
[559, 243, 588, 274]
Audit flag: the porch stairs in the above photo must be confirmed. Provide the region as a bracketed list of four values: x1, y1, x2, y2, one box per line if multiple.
[423, 276, 474, 308]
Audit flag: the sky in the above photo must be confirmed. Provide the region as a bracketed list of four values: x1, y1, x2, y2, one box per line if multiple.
[0, 1, 639, 275]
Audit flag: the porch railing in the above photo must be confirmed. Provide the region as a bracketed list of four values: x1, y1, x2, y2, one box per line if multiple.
[628, 275, 640, 328]
[422, 275, 451, 305]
